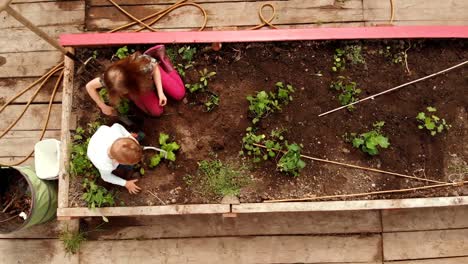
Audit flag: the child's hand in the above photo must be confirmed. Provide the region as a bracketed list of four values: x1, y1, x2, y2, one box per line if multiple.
[159, 94, 167, 106]
[100, 105, 117, 116]
[125, 179, 141, 194]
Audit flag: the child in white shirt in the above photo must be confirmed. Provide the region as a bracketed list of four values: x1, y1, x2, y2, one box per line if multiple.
[87, 123, 142, 194]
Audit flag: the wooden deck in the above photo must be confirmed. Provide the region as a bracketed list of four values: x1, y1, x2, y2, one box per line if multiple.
[1, 0, 468, 263]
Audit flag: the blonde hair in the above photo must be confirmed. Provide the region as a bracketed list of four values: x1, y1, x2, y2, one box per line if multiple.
[109, 138, 143, 165]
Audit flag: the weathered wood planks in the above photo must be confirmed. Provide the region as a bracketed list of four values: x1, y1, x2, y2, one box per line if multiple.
[0, 77, 63, 104]
[0, 51, 63, 78]
[0, 130, 61, 157]
[0, 104, 64, 130]
[80, 235, 382, 263]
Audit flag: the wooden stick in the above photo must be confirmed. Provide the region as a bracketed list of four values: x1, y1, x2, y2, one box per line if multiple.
[147, 190, 166, 205]
[265, 181, 467, 203]
[318, 60, 468, 117]
[252, 143, 446, 184]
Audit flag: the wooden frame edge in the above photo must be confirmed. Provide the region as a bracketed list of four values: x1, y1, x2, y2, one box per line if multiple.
[58, 47, 74, 210]
[60, 26, 468, 47]
[231, 196, 468, 213]
[57, 204, 231, 217]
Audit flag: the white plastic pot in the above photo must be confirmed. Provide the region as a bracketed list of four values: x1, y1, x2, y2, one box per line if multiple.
[34, 139, 61, 180]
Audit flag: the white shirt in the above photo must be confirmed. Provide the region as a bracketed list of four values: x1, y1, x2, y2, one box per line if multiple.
[87, 123, 131, 186]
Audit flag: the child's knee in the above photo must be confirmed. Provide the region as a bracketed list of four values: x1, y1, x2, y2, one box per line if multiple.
[172, 88, 185, 101]
[147, 105, 164, 116]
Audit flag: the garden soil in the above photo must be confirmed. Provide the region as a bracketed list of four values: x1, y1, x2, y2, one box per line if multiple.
[70, 40, 467, 207]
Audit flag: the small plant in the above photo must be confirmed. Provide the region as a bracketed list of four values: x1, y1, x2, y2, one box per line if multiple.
[149, 133, 180, 168]
[185, 159, 251, 197]
[204, 94, 219, 112]
[173, 45, 197, 77]
[241, 127, 285, 162]
[91, 50, 98, 59]
[241, 127, 266, 162]
[416, 106, 451, 136]
[60, 229, 86, 254]
[115, 46, 133, 59]
[185, 68, 216, 93]
[379, 46, 404, 64]
[330, 76, 361, 110]
[82, 178, 115, 209]
[277, 143, 306, 177]
[344, 45, 365, 65]
[178, 46, 197, 62]
[275, 82, 295, 104]
[332, 48, 346, 72]
[349, 121, 390, 156]
[247, 91, 279, 124]
[70, 122, 102, 178]
[98, 88, 130, 115]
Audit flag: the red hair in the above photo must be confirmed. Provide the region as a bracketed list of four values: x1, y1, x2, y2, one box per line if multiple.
[103, 52, 153, 105]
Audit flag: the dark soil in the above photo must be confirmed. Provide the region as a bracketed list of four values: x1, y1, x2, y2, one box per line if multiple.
[70, 40, 468, 207]
[0, 168, 32, 233]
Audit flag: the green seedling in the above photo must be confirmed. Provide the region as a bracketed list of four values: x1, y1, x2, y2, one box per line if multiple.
[350, 121, 390, 156]
[277, 143, 306, 177]
[174, 45, 197, 77]
[379, 46, 404, 64]
[275, 82, 295, 104]
[247, 91, 280, 124]
[241, 127, 285, 162]
[330, 76, 361, 110]
[149, 133, 180, 168]
[204, 94, 219, 112]
[332, 48, 346, 72]
[82, 178, 115, 209]
[344, 45, 365, 65]
[178, 46, 197, 62]
[60, 229, 86, 254]
[416, 106, 451, 136]
[70, 122, 102, 178]
[185, 68, 216, 93]
[115, 46, 134, 59]
[184, 159, 251, 197]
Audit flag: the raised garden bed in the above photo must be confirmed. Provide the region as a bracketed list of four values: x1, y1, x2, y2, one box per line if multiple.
[58, 27, 468, 218]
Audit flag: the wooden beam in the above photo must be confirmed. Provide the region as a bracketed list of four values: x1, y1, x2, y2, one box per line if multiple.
[232, 197, 468, 213]
[58, 47, 74, 209]
[383, 229, 468, 261]
[1, 1, 84, 29]
[0, 220, 60, 239]
[384, 257, 468, 264]
[0, 157, 34, 167]
[0, 104, 65, 130]
[0, 130, 61, 157]
[83, 211, 381, 240]
[89, 0, 289, 6]
[60, 26, 468, 47]
[79, 235, 382, 263]
[0, 51, 63, 78]
[86, 0, 363, 31]
[57, 204, 231, 217]
[0, 77, 63, 104]
[382, 206, 468, 232]
[0, 239, 74, 263]
[0, 25, 83, 53]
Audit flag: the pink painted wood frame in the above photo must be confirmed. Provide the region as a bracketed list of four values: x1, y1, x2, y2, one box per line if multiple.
[60, 26, 468, 47]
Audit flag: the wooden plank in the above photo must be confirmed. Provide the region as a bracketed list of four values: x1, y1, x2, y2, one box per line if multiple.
[1, 1, 84, 29]
[90, 0, 289, 6]
[58, 204, 231, 217]
[0, 77, 62, 104]
[0, 157, 34, 167]
[84, 211, 381, 240]
[80, 235, 382, 263]
[0, 51, 63, 78]
[0, 239, 73, 264]
[58, 47, 74, 209]
[0, 25, 83, 53]
[364, 0, 468, 22]
[86, 0, 363, 31]
[383, 229, 468, 261]
[0, 220, 60, 239]
[232, 197, 468, 213]
[0, 104, 64, 130]
[0, 130, 61, 157]
[60, 26, 468, 47]
[382, 206, 468, 232]
[384, 257, 468, 264]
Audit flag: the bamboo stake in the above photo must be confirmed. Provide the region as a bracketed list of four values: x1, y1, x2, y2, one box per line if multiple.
[318, 60, 468, 117]
[265, 181, 467, 203]
[252, 143, 447, 184]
